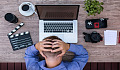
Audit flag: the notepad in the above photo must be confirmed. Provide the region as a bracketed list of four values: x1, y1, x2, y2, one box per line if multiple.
[104, 30, 117, 45]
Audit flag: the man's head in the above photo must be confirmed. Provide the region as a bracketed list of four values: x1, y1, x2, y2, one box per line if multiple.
[42, 36, 62, 59]
[42, 36, 63, 68]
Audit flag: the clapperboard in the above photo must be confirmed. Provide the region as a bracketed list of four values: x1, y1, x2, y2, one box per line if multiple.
[7, 22, 33, 51]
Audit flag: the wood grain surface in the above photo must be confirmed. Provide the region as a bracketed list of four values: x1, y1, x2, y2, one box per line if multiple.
[0, 0, 120, 62]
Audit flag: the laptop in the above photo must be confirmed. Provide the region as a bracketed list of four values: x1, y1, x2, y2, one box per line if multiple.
[35, 5, 80, 43]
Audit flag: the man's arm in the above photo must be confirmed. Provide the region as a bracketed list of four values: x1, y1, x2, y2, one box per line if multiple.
[66, 44, 89, 70]
[24, 45, 40, 70]
[24, 41, 52, 70]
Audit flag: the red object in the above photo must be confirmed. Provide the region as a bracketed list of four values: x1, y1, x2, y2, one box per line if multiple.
[94, 22, 99, 28]
[119, 32, 120, 43]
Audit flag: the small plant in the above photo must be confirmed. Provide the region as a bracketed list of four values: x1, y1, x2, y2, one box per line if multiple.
[83, 0, 104, 16]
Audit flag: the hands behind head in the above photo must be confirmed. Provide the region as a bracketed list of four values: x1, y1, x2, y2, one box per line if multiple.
[35, 39, 70, 58]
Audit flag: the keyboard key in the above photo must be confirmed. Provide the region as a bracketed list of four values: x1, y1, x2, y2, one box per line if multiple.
[44, 22, 73, 33]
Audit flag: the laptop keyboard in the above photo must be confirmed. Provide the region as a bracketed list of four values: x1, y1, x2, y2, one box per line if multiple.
[44, 22, 73, 33]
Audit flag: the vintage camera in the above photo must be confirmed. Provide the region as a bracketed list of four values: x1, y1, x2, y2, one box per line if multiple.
[83, 31, 103, 43]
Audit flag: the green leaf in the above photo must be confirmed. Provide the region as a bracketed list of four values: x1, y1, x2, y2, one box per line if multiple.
[94, 10, 97, 13]
[96, 1, 99, 4]
[100, 6, 103, 11]
[101, 2, 104, 5]
[88, 13, 90, 16]
[98, 11, 101, 14]
[90, 5, 93, 8]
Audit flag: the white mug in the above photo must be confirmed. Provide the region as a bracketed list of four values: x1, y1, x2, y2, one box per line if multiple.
[21, 3, 31, 12]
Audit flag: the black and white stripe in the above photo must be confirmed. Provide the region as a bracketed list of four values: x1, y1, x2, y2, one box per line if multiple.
[7, 22, 24, 36]
[9, 31, 30, 38]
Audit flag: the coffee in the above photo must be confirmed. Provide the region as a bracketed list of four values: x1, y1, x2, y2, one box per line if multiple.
[4, 13, 18, 23]
[22, 4, 29, 11]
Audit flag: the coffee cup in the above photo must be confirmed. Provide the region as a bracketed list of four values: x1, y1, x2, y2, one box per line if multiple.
[19, 2, 36, 16]
[21, 4, 30, 12]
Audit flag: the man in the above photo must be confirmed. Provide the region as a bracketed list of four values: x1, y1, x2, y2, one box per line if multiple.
[24, 36, 89, 70]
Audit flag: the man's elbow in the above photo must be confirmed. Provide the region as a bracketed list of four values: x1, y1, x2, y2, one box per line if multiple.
[83, 48, 89, 61]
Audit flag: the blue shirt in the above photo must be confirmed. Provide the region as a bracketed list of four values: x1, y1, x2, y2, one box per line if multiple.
[24, 44, 89, 70]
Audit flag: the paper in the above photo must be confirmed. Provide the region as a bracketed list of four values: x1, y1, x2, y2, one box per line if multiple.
[104, 30, 117, 45]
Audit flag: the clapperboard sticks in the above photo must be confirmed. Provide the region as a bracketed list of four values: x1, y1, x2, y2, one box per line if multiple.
[8, 22, 24, 36]
[7, 22, 30, 38]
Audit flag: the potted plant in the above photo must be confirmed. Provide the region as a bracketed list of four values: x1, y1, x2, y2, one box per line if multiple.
[83, 0, 104, 16]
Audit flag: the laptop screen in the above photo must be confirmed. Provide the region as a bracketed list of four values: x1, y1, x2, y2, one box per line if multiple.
[35, 5, 80, 20]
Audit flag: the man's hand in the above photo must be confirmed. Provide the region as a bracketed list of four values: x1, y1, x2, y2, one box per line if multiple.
[35, 40, 52, 58]
[51, 39, 70, 57]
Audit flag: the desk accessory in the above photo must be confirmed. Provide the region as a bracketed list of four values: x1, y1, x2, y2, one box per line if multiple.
[19, 2, 36, 16]
[4, 13, 18, 23]
[118, 32, 120, 43]
[7, 22, 33, 51]
[83, 31, 103, 43]
[83, 0, 104, 16]
[85, 18, 108, 29]
[22, 4, 29, 11]
[104, 30, 117, 45]
[35, 5, 80, 43]
[27, 3, 37, 14]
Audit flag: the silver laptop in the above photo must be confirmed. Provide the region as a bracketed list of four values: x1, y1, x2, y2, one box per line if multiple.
[35, 5, 80, 43]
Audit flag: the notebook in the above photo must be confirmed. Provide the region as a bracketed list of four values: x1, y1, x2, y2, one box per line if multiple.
[104, 30, 117, 45]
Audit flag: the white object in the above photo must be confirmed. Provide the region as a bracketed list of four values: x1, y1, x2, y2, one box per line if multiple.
[20, 33, 24, 35]
[25, 31, 29, 34]
[12, 29, 16, 32]
[104, 30, 117, 45]
[20, 23, 24, 26]
[15, 34, 19, 37]
[10, 35, 14, 38]
[39, 20, 78, 43]
[27, 3, 37, 14]
[88, 21, 92, 25]
[19, 2, 35, 16]
[9, 33, 12, 35]
[16, 26, 20, 29]
[36, 5, 79, 43]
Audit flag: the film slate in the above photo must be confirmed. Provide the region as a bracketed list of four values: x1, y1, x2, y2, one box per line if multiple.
[7, 22, 33, 51]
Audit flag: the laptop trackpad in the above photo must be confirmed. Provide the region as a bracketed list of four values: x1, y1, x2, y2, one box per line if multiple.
[51, 34, 64, 41]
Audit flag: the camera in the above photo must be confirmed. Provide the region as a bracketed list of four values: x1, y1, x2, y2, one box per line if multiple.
[83, 31, 103, 43]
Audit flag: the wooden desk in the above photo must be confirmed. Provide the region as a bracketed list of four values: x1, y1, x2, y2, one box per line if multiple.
[0, 0, 120, 62]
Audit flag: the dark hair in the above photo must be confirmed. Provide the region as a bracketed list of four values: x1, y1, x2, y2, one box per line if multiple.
[43, 36, 62, 41]
[42, 36, 62, 58]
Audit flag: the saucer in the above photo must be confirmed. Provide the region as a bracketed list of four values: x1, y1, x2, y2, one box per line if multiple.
[19, 2, 35, 16]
